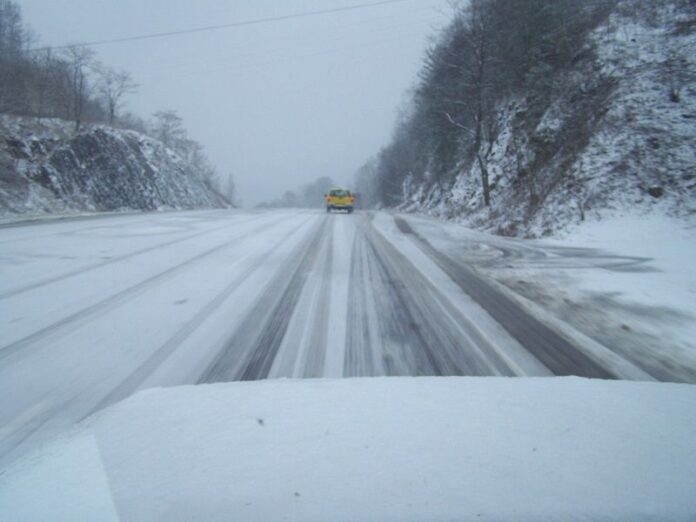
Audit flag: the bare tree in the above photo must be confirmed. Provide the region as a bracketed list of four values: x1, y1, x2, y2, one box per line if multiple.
[224, 173, 238, 207]
[368, 0, 617, 212]
[119, 111, 148, 133]
[353, 157, 379, 208]
[437, 0, 503, 207]
[96, 65, 138, 126]
[30, 47, 53, 120]
[151, 110, 186, 149]
[0, 0, 30, 112]
[63, 44, 95, 132]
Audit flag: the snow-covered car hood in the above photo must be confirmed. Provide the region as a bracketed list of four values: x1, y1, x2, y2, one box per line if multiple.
[1, 377, 695, 521]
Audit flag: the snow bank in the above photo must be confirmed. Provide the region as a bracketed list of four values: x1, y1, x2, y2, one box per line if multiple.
[399, 210, 696, 381]
[1, 377, 695, 521]
[541, 212, 696, 378]
[550, 212, 696, 313]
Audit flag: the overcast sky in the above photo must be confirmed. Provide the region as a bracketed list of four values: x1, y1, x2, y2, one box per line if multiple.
[20, 0, 453, 206]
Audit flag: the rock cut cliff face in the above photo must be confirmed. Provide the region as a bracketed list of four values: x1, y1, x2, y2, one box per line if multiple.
[0, 116, 229, 215]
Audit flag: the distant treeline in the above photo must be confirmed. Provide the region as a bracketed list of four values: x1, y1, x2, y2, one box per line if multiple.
[0, 0, 228, 195]
[257, 176, 336, 209]
[355, 0, 618, 209]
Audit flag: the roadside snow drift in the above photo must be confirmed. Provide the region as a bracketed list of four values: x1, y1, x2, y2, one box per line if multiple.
[1, 377, 695, 521]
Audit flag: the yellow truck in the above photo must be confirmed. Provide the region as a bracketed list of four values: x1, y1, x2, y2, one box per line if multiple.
[325, 188, 355, 213]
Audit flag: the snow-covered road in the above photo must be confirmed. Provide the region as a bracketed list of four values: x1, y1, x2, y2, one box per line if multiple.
[0, 209, 692, 466]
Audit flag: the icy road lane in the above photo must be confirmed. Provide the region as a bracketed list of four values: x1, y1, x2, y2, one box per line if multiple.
[0, 208, 680, 466]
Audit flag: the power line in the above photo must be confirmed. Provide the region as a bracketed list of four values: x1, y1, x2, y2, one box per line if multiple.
[136, 14, 439, 78]
[138, 27, 435, 81]
[30, 0, 413, 52]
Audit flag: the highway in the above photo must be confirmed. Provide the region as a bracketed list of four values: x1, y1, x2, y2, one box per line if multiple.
[0, 208, 685, 467]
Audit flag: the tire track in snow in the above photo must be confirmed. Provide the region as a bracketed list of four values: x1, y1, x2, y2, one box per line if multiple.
[0, 211, 161, 239]
[344, 221, 385, 376]
[0, 396, 76, 469]
[264, 216, 337, 379]
[345, 215, 514, 377]
[320, 215, 352, 378]
[198, 216, 329, 383]
[86, 214, 319, 415]
[0, 214, 293, 364]
[0, 213, 269, 300]
[0, 215, 317, 464]
[300, 219, 333, 378]
[393, 216, 616, 379]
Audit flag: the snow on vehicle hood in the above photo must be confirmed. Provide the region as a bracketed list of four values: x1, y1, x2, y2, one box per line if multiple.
[1, 376, 695, 521]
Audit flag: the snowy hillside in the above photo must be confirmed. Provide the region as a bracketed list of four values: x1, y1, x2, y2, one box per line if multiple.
[0, 115, 229, 215]
[388, 0, 696, 237]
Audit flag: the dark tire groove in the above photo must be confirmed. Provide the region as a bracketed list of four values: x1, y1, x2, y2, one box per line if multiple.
[302, 219, 333, 378]
[345, 216, 513, 377]
[198, 217, 329, 383]
[394, 216, 616, 379]
[0, 213, 271, 300]
[366, 221, 512, 376]
[84, 216, 317, 416]
[0, 216, 287, 364]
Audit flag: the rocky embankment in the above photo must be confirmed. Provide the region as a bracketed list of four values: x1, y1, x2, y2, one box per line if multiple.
[0, 115, 229, 216]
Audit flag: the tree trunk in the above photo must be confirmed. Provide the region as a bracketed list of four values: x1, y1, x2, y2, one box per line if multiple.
[477, 151, 491, 206]
[474, 88, 491, 207]
[473, 26, 491, 208]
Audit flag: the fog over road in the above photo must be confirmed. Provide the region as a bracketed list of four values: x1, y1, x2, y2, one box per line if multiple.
[0, 209, 675, 466]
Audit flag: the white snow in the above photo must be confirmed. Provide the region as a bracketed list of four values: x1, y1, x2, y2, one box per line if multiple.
[2, 209, 695, 521]
[393, 0, 696, 239]
[0, 114, 227, 216]
[549, 212, 696, 314]
[532, 211, 696, 368]
[548, 213, 696, 370]
[371, 213, 554, 377]
[1, 377, 695, 521]
[401, 210, 696, 380]
[0, 210, 320, 465]
[322, 215, 353, 377]
[0, 433, 120, 521]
